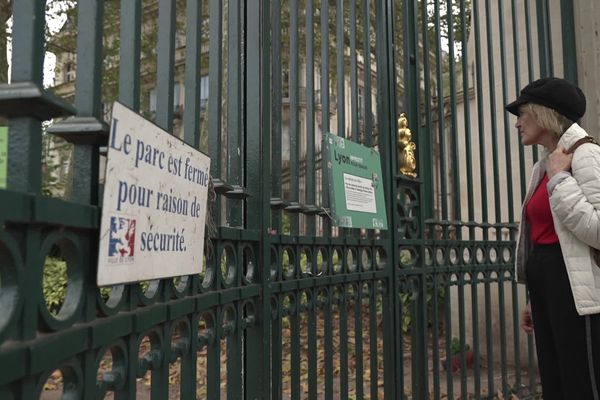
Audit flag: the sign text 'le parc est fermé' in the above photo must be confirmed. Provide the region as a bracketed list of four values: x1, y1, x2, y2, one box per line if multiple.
[323, 132, 388, 230]
[97, 102, 211, 286]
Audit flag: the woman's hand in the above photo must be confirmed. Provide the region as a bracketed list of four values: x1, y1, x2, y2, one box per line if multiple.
[521, 303, 534, 334]
[546, 146, 573, 178]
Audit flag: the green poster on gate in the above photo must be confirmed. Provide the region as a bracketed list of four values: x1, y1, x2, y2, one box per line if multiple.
[323, 132, 388, 230]
[0, 127, 7, 189]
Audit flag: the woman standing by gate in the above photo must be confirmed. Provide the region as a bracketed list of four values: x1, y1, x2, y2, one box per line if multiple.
[506, 77, 600, 400]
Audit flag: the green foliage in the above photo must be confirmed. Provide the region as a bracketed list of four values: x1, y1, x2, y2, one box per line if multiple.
[99, 286, 112, 302]
[450, 337, 470, 355]
[399, 249, 411, 266]
[399, 292, 412, 333]
[48, 0, 190, 120]
[43, 257, 68, 315]
[282, 213, 291, 235]
[398, 283, 446, 334]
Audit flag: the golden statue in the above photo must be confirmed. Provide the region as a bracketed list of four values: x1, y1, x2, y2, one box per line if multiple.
[397, 113, 417, 177]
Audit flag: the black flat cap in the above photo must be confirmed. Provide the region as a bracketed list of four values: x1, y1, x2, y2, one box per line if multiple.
[505, 77, 586, 122]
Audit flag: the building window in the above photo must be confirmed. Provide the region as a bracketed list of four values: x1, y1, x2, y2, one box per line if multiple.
[358, 87, 364, 121]
[148, 83, 186, 116]
[175, 30, 186, 48]
[64, 62, 76, 83]
[149, 90, 157, 115]
[173, 83, 182, 115]
[282, 69, 290, 98]
[200, 75, 209, 109]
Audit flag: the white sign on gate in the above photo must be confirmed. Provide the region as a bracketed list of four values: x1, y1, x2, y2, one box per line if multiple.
[97, 102, 211, 286]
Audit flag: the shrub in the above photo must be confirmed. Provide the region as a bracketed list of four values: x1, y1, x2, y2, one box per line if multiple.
[43, 257, 68, 315]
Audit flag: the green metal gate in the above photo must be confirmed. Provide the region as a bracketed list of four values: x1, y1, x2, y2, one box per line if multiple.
[0, 0, 578, 398]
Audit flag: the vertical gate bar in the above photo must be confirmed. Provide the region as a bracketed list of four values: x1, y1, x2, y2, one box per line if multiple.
[497, 2, 514, 393]
[536, 0, 553, 77]
[523, 0, 539, 163]
[19, 376, 36, 399]
[524, 0, 534, 84]
[446, 0, 461, 222]
[324, 290, 334, 399]
[380, 0, 400, 397]
[320, 0, 331, 235]
[18, 230, 43, 397]
[471, 0, 489, 225]
[308, 289, 318, 399]
[245, 0, 271, 397]
[118, 0, 141, 110]
[227, 308, 242, 399]
[419, 0, 434, 219]
[560, 0, 578, 83]
[209, 0, 223, 180]
[272, 0, 283, 234]
[403, 5, 425, 398]
[181, 316, 198, 400]
[355, 284, 364, 399]
[207, 313, 221, 399]
[432, 274, 441, 400]
[154, 324, 170, 399]
[272, 299, 283, 399]
[483, 0, 502, 233]
[336, 0, 345, 138]
[498, 274, 509, 396]
[289, 0, 300, 233]
[70, 13, 103, 400]
[7, 117, 42, 193]
[120, 334, 138, 400]
[458, 275, 468, 398]
[339, 287, 349, 400]
[369, 283, 378, 400]
[511, 276, 523, 395]
[184, 0, 203, 148]
[434, 0, 448, 221]
[460, 0, 474, 224]
[382, 279, 398, 399]
[155, 0, 176, 132]
[484, 273, 495, 397]
[73, 0, 103, 120]
[498, 0, 514, 224]
[306, 0, 316, 235]
[61, 6, 102, 398]
[8, 13, 44, 396]
[510, 0, 527, 200]
[70, 0, 103, 206]
[411, 275, 430, 400]
[7, 0, 45, 192]
[362, 0, 373, 148]
[526, 290, 536, 392]
[227, 0, 242, 227]
[350, 0, 358, 142]
[400, 286, 407, 399]
[471, 272, 482, 398]
[290, 300, 301, 400]
[10, 0, 44, 84]
[444, 276, 454, 399]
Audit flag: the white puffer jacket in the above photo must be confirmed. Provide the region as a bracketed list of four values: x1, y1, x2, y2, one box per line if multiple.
[515, 123, 600, 316]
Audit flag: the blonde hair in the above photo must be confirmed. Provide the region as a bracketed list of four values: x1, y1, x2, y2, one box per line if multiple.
[523, 103, 573, 138]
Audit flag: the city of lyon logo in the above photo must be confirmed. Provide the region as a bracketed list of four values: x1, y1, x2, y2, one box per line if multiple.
[108, 216, 136, 264]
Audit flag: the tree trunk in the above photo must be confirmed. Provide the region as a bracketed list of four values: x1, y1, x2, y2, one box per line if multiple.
[0, 0, 11, 84]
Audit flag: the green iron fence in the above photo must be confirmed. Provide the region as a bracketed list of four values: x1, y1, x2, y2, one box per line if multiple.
[0, 0, 578, 399]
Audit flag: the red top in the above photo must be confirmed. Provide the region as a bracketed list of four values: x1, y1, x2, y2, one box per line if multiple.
[525, 174, 559, 245]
